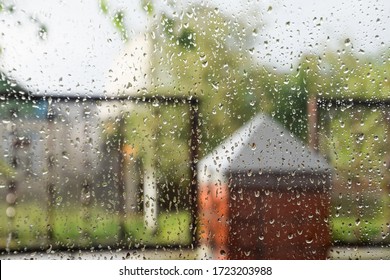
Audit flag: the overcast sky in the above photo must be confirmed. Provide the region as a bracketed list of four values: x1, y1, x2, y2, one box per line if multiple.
[0, 0, 389, 95]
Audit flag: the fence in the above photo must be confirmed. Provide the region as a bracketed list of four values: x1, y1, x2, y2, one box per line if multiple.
[0, 93, 200, 252]
[316, 97, 390, 245]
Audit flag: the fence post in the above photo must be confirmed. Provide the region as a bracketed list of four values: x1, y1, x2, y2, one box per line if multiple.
[189, 98, 200, 247]
[46, 106, 56, 242]
[117, 115, 127, 243]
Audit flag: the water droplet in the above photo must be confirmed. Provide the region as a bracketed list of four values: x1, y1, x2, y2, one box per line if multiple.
[46, 245, 53, 254]
[211, 82, 219, 90]
[56, 196, 63, 206]
[6, 193, 16, 204]
[355, 218, 360, 226]
[6, 207, 16, 218]
[357, 133, 365, 142]
[186, 11, 193, 18]
[305, 238, 313, 244]
[250, 142, 256, 150]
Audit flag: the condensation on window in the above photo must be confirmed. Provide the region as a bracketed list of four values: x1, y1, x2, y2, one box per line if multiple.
[0, 0, 389, 260]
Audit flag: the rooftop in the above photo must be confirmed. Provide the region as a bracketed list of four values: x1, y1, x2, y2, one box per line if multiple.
[198, 114, 331, 183]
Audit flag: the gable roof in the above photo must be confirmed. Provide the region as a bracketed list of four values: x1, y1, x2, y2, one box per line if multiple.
[198, 113, 331, 184]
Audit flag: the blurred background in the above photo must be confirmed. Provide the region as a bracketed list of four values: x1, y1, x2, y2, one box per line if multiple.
[0, 0, 389, 259]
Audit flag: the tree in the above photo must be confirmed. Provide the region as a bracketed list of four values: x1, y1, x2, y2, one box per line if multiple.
[118, 4, 267, 201]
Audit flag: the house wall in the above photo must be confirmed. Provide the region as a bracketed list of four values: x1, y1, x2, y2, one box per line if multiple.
[228, 186, 330, 259]
[198, 182, 229, 259]
[198, 174, 331, 260]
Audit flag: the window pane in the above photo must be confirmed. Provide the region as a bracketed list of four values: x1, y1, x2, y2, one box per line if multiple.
[0, 0, 389, 260]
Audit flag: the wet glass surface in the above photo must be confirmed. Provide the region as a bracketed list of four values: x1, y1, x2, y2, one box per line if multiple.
[0, 0, 389, 260]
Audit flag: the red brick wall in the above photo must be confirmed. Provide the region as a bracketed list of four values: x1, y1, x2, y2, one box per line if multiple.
[228, 188, 330, 259]
[198, 183, 229, 259]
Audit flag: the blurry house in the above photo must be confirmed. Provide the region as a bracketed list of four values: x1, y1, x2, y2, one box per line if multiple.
[198, 113, 332, 259]
[0, 73, 106, 206]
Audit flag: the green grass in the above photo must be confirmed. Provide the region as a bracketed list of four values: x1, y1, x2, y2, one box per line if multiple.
[329, 195, 390, 244]
[3, 201, 390, 251]
[0, 203, 191, 251]
[330, 216, 390, 244]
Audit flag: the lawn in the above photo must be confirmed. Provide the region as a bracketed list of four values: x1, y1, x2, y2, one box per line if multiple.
[0, 203, 192, 251]
[2, 200, 390, 252]
[330, 216, 390, 244]
[329, 195, 390, 244]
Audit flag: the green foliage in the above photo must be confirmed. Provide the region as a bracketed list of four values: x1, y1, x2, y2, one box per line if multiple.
[123, 104, 191, 192]
[149, 6, 262, 154]
[322, 49, 390, 99]
[37, 24, 48, 40]
[161, 14, 175, 36]
[312, 50, 390, 189]
[0, 160, 14, 178]
[99, 0, 109, 15]
[271, 84, 308, 141]
[178, 29, 196, 50]
[111, 6, 265, 194]
[112, 10, 128, 41]
[97, 0, 128, 41]
[141, 0, 154, 16]
[323, 109, 387, 180]
[0, 1, 15, 13]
